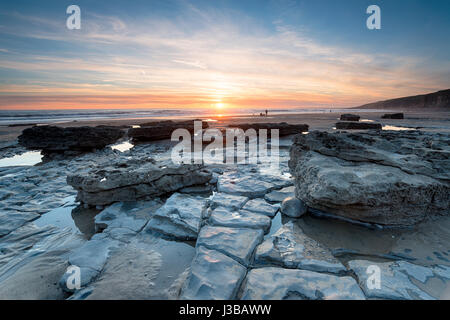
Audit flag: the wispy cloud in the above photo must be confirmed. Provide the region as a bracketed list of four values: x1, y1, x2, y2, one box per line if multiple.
[0, 3, 448, 109]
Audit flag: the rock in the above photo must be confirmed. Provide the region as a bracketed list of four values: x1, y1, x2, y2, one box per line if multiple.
[340, 114, 360, 121]
[280, 197, 307, 218]
[95, 200, 162, 233]
[264, 186, 295, 203]
[289, 131, 450, 226]
[67, 158, 212, 206]
[254, 222, 346, 274]
[209, 193, 248, 211]
[145, 193, 207, 240]
[128, 120, 208, 142]
[228, 122, 309, 136]
[348, 260, 436, 300]
[0, 211, 40, 237]
[217, 169, 293, 199]
[241, 267, 365, 300]
[335, 122, 382, 130]
[382, 113, 404, 119]
[68, 244, 163, 299]
[241, 198, 279, 217]
[209, 207, 272, 233]
[180, 246, 247, 300]
[196, 226, 264, 266]
[18, 125, 124, 154]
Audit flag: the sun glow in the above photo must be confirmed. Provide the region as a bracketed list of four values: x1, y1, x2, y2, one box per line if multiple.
[215, 102, 225, 110]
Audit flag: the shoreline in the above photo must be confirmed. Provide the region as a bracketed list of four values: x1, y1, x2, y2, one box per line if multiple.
[1, 109, 449, 144]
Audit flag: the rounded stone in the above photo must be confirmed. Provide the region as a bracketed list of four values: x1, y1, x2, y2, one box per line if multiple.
[280, 197, 307, 218]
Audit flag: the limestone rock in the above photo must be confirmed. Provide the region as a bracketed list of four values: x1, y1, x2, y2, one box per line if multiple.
[18, 125, 124, 154]
[254, 222, 346, 274]
[145, 193, 207, 240]
[196, 226, 264, 266]
[209, 207, 272, 233]
[280, 197, 307, 218]
[180, 246, 247, 300]
[289, 131, 450, 226]
[242, 198, 279, 217]
[335, 122, 382, 130]
[241, 267, 365, 300]
[340, 114, 360, 121]
[67, 158, 212, 206]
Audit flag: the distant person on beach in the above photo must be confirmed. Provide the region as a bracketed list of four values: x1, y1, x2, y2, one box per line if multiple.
[265, 109, 268, 116]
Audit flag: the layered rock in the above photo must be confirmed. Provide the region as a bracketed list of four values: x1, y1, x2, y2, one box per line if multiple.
[289, 131, 450, 226]
[340, 114, 360, 121]
[382, 113, 404, 119]
[335, 122, 382, 130]
[18, 125, 125, 154]
[228, 122, 309, 136]
[128, 120, 208, 142]
[67, 158, 212, 206]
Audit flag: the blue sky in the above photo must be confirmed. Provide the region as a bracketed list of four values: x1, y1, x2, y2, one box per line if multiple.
[0, 0, 449, 109]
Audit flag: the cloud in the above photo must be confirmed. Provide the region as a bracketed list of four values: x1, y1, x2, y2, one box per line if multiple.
[0, 6, 448, 109]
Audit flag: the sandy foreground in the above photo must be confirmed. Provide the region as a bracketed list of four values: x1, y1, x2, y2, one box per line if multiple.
[1, 110, 449, 143]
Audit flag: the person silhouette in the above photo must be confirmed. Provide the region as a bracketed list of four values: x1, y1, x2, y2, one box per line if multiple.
[265, 109, 268, 117]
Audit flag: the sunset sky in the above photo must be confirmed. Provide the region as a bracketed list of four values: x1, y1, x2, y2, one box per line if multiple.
[0, 0, 449, 110]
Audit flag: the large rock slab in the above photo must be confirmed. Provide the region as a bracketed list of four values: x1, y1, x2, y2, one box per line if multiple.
[0, 211, 40, 237]
[145, 193, 207, 240]
[180, 246, 247, 300]
[18, 125, 124, 153]
[348, 260, 437, 300]
[228, 122, 309, 136]
[128, 120, 208, 142]
[67, 158, 212, 206]
[209, 193, 248, 211]
[241, 198, 279, 217]
[209, 207, 272, 233]
[382, 113, 404, 119]
[340, 114, 360, 121]
[255, 222, 346, 274]
[264, 186, 295, 203]
[217, 170, 292, 198]
[241, 267, 365, 300]
[196, 226, 264, 266]
[289, 131, 450, 226]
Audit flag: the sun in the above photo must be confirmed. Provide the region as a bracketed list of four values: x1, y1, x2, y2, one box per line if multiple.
[215, 102, 225, 110]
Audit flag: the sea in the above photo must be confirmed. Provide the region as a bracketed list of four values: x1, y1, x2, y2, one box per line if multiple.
[0, 108, 384, 126]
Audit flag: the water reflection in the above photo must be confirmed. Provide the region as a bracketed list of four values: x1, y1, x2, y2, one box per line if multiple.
[111, 140, 134, 152]
[0, 151, 42, 167]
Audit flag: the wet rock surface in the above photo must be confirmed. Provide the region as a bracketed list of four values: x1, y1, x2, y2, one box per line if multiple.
[289, 130, 450, 226]
[255, 222, 346, 274]
[241, 267, 365, 300]
[340, 114, 361, 121]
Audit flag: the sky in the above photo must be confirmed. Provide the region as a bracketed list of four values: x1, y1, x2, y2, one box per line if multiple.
[0, 0, 449, 110]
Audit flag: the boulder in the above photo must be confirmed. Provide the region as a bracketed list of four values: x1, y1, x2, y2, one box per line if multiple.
[255, 222, 346, 274]
[227, 122, 308, 136]
[288, 131, 450, 226]
[241, 267, 365, 300]
[67, 158, 212, 206]
[280, 197, 307, 218]
[18, 125, 124, 154]
[335, 122, 382, 130]
[340, 114, 360, 121]
[382, 113, 404, 119]
[128, 120, 208, 142]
